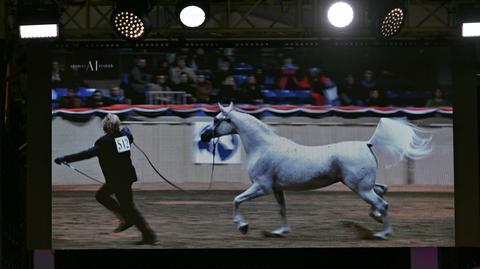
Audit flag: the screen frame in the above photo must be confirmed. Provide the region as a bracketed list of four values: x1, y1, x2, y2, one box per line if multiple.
[26, 39, 480, 249]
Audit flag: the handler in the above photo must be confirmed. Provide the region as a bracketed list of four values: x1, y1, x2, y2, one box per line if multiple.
[54, 113, 156, 245]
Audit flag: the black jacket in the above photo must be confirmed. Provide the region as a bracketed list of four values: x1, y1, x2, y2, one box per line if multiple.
[62, 127, 137, 186]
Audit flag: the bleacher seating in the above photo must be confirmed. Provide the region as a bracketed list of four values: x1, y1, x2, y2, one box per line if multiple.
[77, 87, 97, 97]
[54, 88, 69, 97]
[278, 90, 296, 104]
[234, 75, 248, 88]
[261, 89, 277, 104]
[295, 89, 312, 104]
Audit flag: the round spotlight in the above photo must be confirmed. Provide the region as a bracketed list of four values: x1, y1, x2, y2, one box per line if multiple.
[179, 5, 206, 27]
[327, 2, 354, 28]
[110, 0, 152, 40]
[112, 12, 147, 39]
[380, 8, 404, 38]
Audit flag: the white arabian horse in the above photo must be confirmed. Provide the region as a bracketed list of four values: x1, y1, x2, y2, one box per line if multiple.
[200, 103, 432, 239]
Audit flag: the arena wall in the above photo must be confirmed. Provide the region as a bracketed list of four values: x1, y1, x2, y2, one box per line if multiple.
[52, 116, 453, 187]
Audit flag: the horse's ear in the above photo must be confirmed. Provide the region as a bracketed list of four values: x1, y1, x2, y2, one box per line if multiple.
[218, 102, 228, 115]
[228, 102, 234, 112]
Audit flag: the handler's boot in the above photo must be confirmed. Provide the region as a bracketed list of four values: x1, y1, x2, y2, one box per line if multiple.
[112, 212, 133, 233]
[135, 230, 157, 245]
[134, 218, 157, 245]
[114, 220, 134, 233]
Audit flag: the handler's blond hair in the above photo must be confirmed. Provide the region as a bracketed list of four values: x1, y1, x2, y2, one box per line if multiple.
[102, 114, 121, 134]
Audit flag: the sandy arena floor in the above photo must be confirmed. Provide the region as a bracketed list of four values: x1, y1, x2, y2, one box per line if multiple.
[52, 189, 454, 249]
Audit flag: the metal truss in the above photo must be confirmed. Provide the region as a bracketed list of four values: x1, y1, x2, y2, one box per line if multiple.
[4, 0, 479, 40]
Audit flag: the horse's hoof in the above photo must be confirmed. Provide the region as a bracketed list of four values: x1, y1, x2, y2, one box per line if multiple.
[238, 224, 249, 235]
[369, 212, 383, 223]
[373, 230, 392, 240]
[262, 231, 285, 238]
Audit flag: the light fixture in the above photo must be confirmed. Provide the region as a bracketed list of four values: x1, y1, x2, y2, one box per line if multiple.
[111, 0, 152, 40]
[369, 0, 406, 38]
[457, 4, 480, 37]
[327, 2, 354, 28]
[18, 4, 60, 39]
[177, 0, 209, 28]
[462, 23, 480, 37]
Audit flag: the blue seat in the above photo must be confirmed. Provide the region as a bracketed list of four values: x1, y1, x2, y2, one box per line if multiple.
[77, 87, 97, 97]
[233, 63, 254, 74]
[295, 90, 312, 104]
[261, 89, 278, 104]
[264, 75, 275, 86]
[278, 90, 296, 104]
[55, 88, 69, 97]
[234, 75, 248, 88]
[121, 73, 129, 85]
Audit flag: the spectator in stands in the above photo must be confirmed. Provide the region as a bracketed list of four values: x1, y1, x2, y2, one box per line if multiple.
[174, 72, 196, 104]
[127, 58, 161, 104]
[365, 89, 386, 107]
[193, 74, 214, 104]
[239, 75, 264, 104]
[174, 72, 194, 92]
[217, 75, 238, 103]
[59, 88, 82, 108]
[426, 88, 449, 107]
[87, 90, 109, 108]
[176, 48, 192, 63]
[254, 67, 266, 89]
[156, 75, 173, 92]
[213, 60, 232, 89]
[339, 74, 364, 106]
[191, 48, 210, 74]
[359, 69, 377, 98]
[170, 57, 197, 85]
[278, 56, 298, 90]
[155, 59, 171, 77]
[108, 86, 126, 105]
[321, 75, 341, 106]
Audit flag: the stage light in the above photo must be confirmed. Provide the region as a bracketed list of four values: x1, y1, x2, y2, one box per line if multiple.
[380, 7, 404, 38]
[111, 0, 152, 40]
[457, 4, 480, 37]
[177, 0, 209, 28]
[327, 2, 354, 28]
[462, 23, 480, 37]
[18, 4, 60, 39]
[369, 0, 406, 38]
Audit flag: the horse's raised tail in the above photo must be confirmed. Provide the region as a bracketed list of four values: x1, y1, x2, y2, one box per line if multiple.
[368, 118, 432, 163]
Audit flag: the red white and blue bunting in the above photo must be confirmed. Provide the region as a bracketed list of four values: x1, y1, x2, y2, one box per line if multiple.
[52, 104, 453, 119]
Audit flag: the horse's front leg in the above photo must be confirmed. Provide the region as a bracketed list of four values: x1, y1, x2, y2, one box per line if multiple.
[233, 182, 268, 235]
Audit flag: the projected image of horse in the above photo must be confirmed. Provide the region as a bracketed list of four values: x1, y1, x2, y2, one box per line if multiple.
[200, 103, 432, 239]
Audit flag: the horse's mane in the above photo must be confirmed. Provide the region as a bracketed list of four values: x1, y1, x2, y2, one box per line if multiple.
[232, 110, 277, 135]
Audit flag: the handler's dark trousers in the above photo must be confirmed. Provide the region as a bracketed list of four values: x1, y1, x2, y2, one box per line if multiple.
[95, 183, 154, 236]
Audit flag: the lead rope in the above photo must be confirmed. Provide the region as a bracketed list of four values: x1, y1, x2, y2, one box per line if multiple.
[132, 142, 186, 191]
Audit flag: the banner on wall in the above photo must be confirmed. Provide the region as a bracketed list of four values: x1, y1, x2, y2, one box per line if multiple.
[192, 122, 242, 164]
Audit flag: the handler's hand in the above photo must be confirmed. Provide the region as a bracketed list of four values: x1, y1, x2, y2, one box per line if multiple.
[54, 157, 65, 165]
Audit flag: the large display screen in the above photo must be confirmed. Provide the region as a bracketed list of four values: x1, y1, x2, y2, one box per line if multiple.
[50, 44, 454, 248]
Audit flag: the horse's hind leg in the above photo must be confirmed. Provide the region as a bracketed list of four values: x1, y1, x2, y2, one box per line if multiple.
[374, 183, 388, 197]
[267, 189, 290, 237]
[343, 174, 392, 239]
[358, 189, 393, 239]
[233, 182, 267, 235]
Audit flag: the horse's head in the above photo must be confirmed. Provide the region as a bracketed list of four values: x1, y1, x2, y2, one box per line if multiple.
[200, 102, 237, 142]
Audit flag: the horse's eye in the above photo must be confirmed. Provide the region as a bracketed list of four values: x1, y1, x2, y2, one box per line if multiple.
[213, 118, 219, 123]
